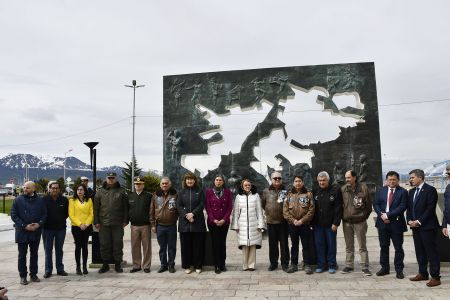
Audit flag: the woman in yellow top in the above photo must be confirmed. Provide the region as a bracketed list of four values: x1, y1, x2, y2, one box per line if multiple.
[69, 184, 94, 275]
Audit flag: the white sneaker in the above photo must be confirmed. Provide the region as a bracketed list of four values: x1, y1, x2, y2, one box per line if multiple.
[185, 268, 192, 274]
[195, 268, 202, 274]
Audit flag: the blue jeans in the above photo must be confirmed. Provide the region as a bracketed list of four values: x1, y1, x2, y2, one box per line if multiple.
[18, 240, 40, 278]
[156, 224, 177, 267]
[314, 225, 337, 269]
[43, 229, 66, 273]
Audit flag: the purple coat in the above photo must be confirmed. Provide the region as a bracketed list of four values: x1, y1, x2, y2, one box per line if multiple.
[205, 188, 233, 225]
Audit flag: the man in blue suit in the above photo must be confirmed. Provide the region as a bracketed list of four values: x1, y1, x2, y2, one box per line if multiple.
[407, 169, 441, 287]
[373, 171, 408, 279]
[442, 164, 450, 237]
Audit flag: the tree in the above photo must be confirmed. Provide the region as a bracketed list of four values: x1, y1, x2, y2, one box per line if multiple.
[35, 178, 49, 193]
[143, 173, 161, 194]
[56, 177, 66, 195]
[121, 158, 142, 192]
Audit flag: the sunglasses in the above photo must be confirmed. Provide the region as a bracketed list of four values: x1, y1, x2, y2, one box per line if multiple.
[446, 172, 450, 176]
[272, 177, 282, 180]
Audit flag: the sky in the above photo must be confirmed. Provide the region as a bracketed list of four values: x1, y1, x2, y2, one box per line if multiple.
[1, 0, 449, 174]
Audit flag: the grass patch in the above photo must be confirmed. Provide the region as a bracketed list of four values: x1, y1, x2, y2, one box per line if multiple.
[1, 196, 14, 215]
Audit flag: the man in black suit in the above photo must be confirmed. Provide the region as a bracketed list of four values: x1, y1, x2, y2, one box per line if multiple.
[407, 169, 441, 287]
[442, 164, 450, 237]
[373, 171, 408, 279]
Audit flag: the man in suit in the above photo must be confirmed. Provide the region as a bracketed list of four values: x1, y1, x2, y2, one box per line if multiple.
[442, 164, 450, 237]
[407, 169, 441, 287]
[373, 171, 408, 279]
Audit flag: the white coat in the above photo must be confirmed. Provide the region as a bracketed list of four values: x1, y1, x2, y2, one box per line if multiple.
[231, 187, 265, 249]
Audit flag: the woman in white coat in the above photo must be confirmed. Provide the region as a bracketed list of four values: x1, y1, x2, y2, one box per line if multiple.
[231, 179, 265, 271]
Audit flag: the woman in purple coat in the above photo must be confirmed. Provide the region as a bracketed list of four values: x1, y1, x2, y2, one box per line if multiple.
[205, 174, 233, 274]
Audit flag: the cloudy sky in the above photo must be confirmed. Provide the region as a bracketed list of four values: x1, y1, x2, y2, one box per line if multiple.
[1, 0, 449, 174]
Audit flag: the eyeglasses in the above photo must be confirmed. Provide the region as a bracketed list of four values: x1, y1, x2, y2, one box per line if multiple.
[272, 177, 282, 180]
[77, 188, 84, 191]
[446, 172, 450, 176]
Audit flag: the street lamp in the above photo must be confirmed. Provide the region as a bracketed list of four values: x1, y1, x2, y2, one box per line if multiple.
[125, 80, 145, 192]
[63, 149, 73, 185]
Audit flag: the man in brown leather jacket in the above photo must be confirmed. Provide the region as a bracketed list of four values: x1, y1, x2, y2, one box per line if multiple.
[150, 177, 178, 273]
[261, 171, 289, 272]
[341, 170, 372, 276]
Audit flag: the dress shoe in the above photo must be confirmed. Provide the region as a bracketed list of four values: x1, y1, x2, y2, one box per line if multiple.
[43, 272, 52, 279]
[426, 278, 441, 287]
[304, 265, 314, 275]
[169, 266, 176, 273]
[114, 262, 123, 273]
[157, 266, 168, 273]
[376, 269, 389, 276]
[83, 266, 89, 275]
[215, 267, 221, 274]
[410, 274, 429, 281]
[144, 268, 150, 273]
[341, 267, 354, 274]
[130, 268, 142, 273]
[57, 271, 68, 276]
[20, 277, 28, 285]
[98, 263, 110, 274]
[286, 265, 298, 273]
[267, 265, 277, 271]
[396, 272, 405, 279]
[30, 275, 40, 282]
[219, 266, 227, 272]
[248, 268, 255, 271]
[281, 265, 289, 272]
[76, 268, 83, 275]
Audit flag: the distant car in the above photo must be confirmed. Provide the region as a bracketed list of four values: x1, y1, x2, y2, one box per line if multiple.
[0, 188, 9, 195]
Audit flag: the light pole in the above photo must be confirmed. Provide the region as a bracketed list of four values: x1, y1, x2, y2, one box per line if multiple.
[125, 80, 145, 192]
[63, 149, 73, 185]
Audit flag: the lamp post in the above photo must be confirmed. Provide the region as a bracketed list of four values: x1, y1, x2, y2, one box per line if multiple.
[84, 142, 100, 265]
[125, 80, 145, 192]
[63, 149, 73, 185]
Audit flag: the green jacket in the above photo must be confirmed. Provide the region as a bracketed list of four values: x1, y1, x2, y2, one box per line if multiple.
[94, 181, 129, 226]
[128, 190, 152, 226]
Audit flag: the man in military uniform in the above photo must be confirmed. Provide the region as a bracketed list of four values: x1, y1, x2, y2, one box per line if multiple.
[94, 172, 129, 273]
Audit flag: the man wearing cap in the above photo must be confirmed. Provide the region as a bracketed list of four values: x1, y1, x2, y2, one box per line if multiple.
[80, 177, 94, 199]
[94, 172, 129, 273]
[150, 177, 178, 273]
[128, 176, 153, 273]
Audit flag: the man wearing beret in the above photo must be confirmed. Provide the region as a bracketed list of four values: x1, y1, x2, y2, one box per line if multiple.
[94, 172, 129, 273]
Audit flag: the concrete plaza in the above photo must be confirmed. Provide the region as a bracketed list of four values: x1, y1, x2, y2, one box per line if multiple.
[0, 225, 449, 300]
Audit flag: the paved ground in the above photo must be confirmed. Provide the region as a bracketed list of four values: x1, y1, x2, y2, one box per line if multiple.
[0, 225, 449, 300]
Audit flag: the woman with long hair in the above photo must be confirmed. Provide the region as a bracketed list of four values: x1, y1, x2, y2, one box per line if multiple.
[283, 175, 315, 274]
[205, 174, 233, 274]
[231, 178, 265, 271]
[177, 172, 207, 274]
[68, 184, 93, 275]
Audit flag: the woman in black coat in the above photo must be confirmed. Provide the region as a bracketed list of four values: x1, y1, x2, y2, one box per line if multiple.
[177, 172, 207, 274]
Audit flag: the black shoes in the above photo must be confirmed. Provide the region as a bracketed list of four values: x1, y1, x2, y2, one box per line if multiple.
[130, 268, 142, 273]
[268, 265, 277, 271]
[76, 268, 83, 275]
[57, 271, 68, 276]
[20, 277, 28, 285]
[169, 266, 176, 273]
[43, 272, 52, 279]
[115, 262, 123, 273]
[341, 267, 354, 274]
[157, 266, 168, 273]
[98, 263, 110, 274]
[396, 272, 405, 279]
[144, 268, 150, 273]
[215, 267, 221, 274]
[220, 266, 227, 272]
[362, 269, 372, 276]
[376, 269, 389, 276]
[83, 266, 89, 275]
[281, 265, 289, 272]
[30, 275, 40, 282]
[286, 265, 298, 273]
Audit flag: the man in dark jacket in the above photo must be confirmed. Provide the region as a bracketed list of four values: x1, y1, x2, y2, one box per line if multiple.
[42, 182, 68, 278]
[10, 181, 47, 285]
[261, 171, 289, 272]
[94, 172, 129, 273]
[150, 177, 178, 273]
[312, 171, 342, 274]
[341, 170, 372, 276]
[442, 164, 450, 238]
[128, 176, 152, 273]
[373, 171, 408, 279]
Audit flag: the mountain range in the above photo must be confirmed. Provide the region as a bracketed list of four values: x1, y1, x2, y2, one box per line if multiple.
[0, 153, 159, 185]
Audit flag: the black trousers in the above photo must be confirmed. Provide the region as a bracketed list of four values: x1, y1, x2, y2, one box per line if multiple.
[18, 240, 40, 278]
[209, 224, 229, 268]
[180, 232, 205, 269]
[412, 228, 440, 279]
[267, 223, 289, 267]
[377, 227, 404, 272]
[288, 224, 312, 266]
[72, 226, 92, 267]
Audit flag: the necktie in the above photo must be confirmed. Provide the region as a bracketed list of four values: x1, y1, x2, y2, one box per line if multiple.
[388, 188, 394, 209]
[414, 187, 420, 203]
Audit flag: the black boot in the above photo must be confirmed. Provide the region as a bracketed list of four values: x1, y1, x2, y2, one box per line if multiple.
[76, 264, 82, 275]
[83, 263, 88, 275]
[115, 262, 123, 273]
[98, 263, 110, 274]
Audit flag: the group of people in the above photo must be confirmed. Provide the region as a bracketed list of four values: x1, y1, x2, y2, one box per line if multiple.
[9, 165, 450, 289]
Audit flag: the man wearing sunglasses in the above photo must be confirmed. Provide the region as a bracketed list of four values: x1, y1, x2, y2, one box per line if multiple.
[261, 172, 289, 272]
